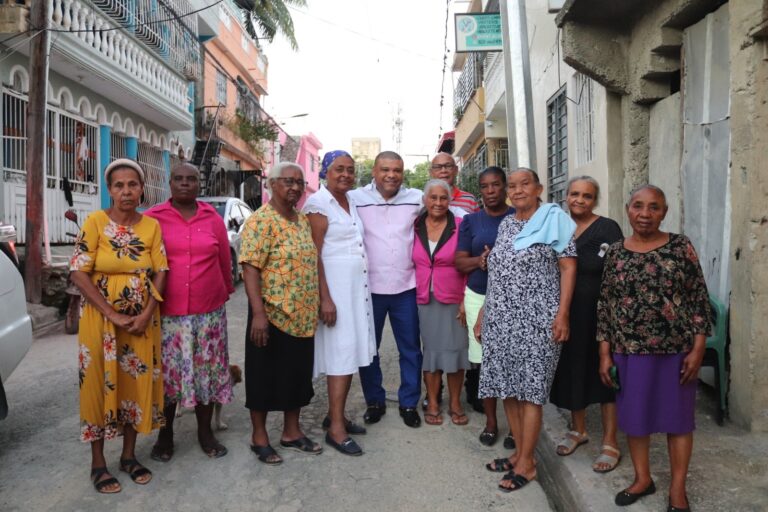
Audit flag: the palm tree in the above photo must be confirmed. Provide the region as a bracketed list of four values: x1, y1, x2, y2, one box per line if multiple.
[232, 0, 307, 51]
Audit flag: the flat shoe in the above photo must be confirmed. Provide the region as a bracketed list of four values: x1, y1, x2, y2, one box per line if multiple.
[424, 411, 443, 425]
[479, 428, 498, 446]
[449, 409, 469, 426]
[325, 433, 363, 456]
[90, 467, 121, 494]
[556, 430, 589, 456]
[119, 458, 152, 485]
[485, 457, 513, 473]
[667, 495, 691, 512]
[615, 481, 656, 506]
[200, 440, 228, 459]
[498, 471, 534, 493]
[592, 445, 621, 473]
[150, 443, 174, 463]
[250, 444, 282, 465]
[280, 436, 323, 454]
[321, 416, 367, 435]
[503, 432, 516, 450]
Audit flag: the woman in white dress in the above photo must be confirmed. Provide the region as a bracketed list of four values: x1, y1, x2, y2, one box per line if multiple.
[303, 150, 376, 456]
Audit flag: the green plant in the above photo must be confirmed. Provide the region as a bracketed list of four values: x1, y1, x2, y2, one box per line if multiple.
[229, 111, 278, 157]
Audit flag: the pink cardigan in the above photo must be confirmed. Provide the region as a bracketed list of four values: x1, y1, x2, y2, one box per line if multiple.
[412, 213, 466, 305]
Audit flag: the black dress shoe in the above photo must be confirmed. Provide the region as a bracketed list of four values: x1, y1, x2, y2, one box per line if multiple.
[325, 433, 363, 456]
[363, 404, 386, 425]
[615, 481, 656, 506]
[399, 407, 422, 428]
[321, 416, 368, 435]
[503, 432, 516, 450]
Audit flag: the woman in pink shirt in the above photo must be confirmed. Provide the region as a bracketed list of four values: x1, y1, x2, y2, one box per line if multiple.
[412, 179, 469, 426]
[145, 163, 235, 461]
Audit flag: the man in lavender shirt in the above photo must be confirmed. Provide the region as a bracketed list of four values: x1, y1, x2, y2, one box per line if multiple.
[349, 151, 425, 428]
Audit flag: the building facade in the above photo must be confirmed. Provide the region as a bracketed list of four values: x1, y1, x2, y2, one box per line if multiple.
[0, 0, 217, 243]
[351, 137, 381, 162]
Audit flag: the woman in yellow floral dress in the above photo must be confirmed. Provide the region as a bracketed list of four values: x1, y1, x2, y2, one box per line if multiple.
[70, 159, 168, 494]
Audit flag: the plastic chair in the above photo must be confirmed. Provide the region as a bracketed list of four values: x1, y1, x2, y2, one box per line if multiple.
[702, 295, 728, 425]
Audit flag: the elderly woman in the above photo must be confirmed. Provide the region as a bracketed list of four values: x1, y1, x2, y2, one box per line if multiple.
[145, 163, 235, 462]
[413, 179, 470, 426]
[240, 161, 321, 465]
[302, 151, 375, 456]
[70, 158, 168, 493]
[475, 168, 577, 492]
[549, 176, 623, 472]
[455, 166, 515, 445]
[597, 185, 711, 511]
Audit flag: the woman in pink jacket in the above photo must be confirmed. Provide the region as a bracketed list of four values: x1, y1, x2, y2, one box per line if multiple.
[413, 179, 469, 426]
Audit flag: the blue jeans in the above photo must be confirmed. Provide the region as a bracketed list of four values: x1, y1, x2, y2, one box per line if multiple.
[359, 289, 423, 408]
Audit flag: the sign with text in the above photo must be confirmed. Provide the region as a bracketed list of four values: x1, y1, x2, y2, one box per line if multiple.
[454, 13, 502, 53]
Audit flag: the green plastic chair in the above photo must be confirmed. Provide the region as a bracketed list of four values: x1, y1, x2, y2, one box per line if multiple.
[702, 295, 728, 425]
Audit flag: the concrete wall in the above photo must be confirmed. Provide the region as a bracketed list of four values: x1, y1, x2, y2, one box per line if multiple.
[649, 92, 683, 233]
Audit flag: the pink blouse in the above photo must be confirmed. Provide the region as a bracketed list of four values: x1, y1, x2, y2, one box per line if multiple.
[145, 200, 234, 316]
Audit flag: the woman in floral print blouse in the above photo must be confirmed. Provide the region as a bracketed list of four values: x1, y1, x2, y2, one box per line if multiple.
[596, 185, 711, 511]
[70, 159, 168, 494]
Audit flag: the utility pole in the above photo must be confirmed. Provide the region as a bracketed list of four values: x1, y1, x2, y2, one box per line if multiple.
[500, 0, 536, 170]
[24, 0, 51, 303]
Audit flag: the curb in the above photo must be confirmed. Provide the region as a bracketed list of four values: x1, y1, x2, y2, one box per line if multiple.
[537, 404, 653, 512]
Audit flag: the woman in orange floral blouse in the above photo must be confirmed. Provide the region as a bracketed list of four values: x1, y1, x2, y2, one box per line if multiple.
[240, 162, 320, 465]
[70, 159, 168, 494]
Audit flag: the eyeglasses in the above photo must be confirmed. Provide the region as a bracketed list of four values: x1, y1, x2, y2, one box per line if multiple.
[431, 163, 456, 170]
[275, 177, 306, 187]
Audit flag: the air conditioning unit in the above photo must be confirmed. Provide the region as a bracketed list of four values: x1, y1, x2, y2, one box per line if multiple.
[0, 2, 29, 35]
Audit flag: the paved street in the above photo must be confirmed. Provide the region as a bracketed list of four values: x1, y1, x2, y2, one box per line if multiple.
[0, 284, 552, 512]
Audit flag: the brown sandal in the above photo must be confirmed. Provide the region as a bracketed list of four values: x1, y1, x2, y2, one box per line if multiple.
[449, 410, 469, 425]
[424, 411, 443, 425]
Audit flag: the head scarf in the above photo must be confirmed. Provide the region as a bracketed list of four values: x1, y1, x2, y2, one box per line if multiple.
[104, 158, 145, 185]
[320, 150, 352, 180]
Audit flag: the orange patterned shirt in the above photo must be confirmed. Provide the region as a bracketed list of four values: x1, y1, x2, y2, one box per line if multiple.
[239, 203, 319, 337]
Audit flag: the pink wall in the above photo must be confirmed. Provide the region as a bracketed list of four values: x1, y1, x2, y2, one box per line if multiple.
[262, 130, 323, 208]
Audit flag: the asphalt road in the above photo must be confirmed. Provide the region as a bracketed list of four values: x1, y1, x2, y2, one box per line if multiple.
[0, 284, 552, 512]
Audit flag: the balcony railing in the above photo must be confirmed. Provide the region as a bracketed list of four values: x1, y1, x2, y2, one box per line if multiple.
[50, 0, 191, 111]
[54, 0, 201, 81]
[454, 52, 484, 123]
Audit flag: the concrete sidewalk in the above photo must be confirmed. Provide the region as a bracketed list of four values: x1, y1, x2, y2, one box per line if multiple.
[537, 385, 768, 511]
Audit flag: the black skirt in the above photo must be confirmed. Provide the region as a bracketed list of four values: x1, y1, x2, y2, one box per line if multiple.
[244, 307, 315, 412]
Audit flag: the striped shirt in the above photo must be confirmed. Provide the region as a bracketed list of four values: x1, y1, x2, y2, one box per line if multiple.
[451, 187, 479, 213]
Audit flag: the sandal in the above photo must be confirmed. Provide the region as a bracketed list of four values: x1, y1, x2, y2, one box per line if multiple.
[485, 457, 513, 473]
[592, 445, 621, 473]
[150, 442, 174, 463]
[250, 444, 283, 465]
[200, 440, 228, 459]
[479, 428, 498, 446]
[90, 467, 121, 494]
[280, 436, 323, 454]
[119, 458, 152, 485]
[449, 409, 469, 426]
[556, 430, 589, 456]
[498, 470, 535, 493]
[424, 411, 443, 426]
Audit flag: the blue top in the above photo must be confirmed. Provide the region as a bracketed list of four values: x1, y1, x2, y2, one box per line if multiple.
[456, 207, 515, 295]
[513, 202, 576, 254]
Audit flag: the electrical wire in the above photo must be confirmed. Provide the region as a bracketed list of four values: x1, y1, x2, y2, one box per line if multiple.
[0, 30, 45, 66]
[438, 0, 450, 139]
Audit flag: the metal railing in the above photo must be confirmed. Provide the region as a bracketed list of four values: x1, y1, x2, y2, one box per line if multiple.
[454, 53, 484, 123]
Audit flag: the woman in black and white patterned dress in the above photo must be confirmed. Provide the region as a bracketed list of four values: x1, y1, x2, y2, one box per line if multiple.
[474, 168, 577, 493]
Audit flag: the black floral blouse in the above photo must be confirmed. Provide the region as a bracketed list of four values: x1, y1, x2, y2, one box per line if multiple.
[596, 233, 712, 354]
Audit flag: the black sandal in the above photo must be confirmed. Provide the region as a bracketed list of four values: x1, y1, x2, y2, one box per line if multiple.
[150, 443, 174, 463]
[200, 440, 228, 459]
[280, 436, 323, 454]
[119, 458, 152, 484]
[485, 457, 513, 473]
[498, 471, 534, 493]
[250, 444, 283, 465]
[90, 467, 121, 494]
[479, 428, 498, 446]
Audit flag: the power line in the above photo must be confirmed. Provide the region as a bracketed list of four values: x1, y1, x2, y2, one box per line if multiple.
[438, 0, 450, 139]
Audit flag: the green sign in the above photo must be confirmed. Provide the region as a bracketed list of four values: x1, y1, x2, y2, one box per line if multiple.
[455, 13, 502, 52]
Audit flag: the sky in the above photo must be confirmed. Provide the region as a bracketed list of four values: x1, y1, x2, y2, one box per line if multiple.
[260, 0, 466, 169]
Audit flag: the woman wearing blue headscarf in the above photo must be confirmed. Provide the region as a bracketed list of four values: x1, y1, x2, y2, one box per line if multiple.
[301, 151, 376, 456]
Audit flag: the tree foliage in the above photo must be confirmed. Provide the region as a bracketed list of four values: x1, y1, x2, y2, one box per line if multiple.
[234, 0, 306, 51]
[355, 159, 374, 187]
[405, 162, 431, 191]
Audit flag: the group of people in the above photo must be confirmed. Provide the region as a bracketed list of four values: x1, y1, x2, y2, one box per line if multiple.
[71, 151, 712, 512]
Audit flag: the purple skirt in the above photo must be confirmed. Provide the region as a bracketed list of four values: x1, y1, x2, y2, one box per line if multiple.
[614, 352, 696, 436]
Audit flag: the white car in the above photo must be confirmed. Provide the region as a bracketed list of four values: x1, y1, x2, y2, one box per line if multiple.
[0, 224, 33, 420]
[197, 197, 254, 283]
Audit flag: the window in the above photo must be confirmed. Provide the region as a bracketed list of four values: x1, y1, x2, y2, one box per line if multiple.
[546, 87, 568, 206]
[574, 73, 595, 167]
[137, 142, 169, 208]
[216, 70, 227, 106]
[241, 34, 250, 53]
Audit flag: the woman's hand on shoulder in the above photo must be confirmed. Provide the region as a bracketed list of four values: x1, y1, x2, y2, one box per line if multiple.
[551, 311, 570, 343]
[320, 296, 337, 327]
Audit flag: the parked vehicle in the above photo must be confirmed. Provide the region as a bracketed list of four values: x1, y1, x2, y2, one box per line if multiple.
[0, 223, 33, 420]
[197, 197, 254, 284]
[64, 210, 82, 335]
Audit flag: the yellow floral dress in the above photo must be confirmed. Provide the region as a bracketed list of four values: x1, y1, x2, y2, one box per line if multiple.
[70, 210, 168, 442]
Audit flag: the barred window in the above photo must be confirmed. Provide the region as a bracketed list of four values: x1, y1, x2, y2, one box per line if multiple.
[216, 70, 227, 106]
[546, 86, 568, 206]
[137, 142, 169, 208]
[574, 73, 595, 167]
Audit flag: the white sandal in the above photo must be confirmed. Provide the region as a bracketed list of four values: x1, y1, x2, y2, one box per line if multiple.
[592, 445, 621, 473]
[556, 430, 589, 456]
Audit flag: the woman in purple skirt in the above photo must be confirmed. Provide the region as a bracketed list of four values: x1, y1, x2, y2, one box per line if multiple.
[596, 185, 711, 512]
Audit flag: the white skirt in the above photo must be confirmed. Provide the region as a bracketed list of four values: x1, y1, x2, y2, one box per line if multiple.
[313, 256, 376, 377]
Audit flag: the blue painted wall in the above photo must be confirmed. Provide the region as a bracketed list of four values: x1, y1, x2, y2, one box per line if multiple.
[99, 125, 111, 208]
[126, 137, 138, 160]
